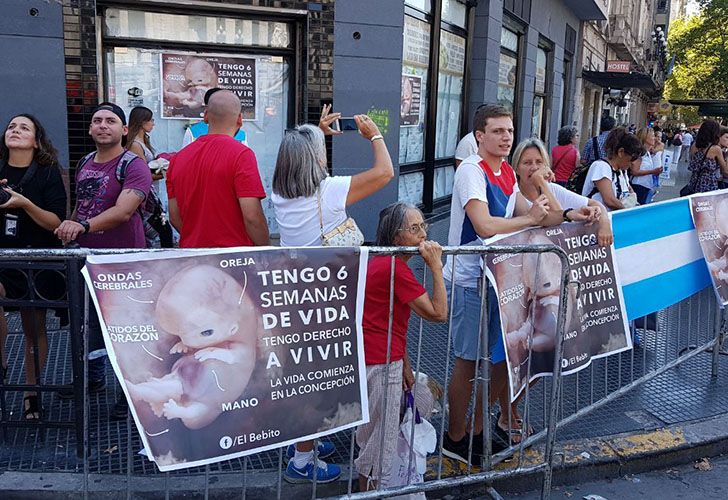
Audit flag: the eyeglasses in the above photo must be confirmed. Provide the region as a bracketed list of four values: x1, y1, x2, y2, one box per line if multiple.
[630, 152, 642, 161]
[398, 222, 429, 235]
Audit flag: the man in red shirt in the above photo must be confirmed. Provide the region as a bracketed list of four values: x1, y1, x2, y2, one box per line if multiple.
[167, 89, 269, 247]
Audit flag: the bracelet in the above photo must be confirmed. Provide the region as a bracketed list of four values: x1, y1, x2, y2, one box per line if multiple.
[370, 134, 384, 142]
[562, 209, 573, 222]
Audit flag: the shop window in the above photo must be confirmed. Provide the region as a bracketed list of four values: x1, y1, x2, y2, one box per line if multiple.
[400, 15, 431, 166]
[399, 172, 425, 205]
[434, 166, 455, 199]
[441, 0, 467, 28]
[405, 0, 432, 13]
[498, 28, 520, 118]
[399, 1, 471, 211]
[105, 8, 291, 48]
[435, 30, 466, 159]
[102, 8, 295, 233]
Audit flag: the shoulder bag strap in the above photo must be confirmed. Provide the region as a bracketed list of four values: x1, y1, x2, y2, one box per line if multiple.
[592, 136, 601, 161]
[316, 187, 325, 241]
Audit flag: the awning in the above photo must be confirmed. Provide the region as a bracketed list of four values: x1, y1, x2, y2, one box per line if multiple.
[668, 99, 728, 117]
[582, 70, 658, 92]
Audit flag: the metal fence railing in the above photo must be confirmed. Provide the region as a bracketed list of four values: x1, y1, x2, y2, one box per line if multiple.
[0, 245, 724, 499]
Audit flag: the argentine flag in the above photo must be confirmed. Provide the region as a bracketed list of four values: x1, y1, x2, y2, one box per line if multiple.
[612, 197, 712, 320]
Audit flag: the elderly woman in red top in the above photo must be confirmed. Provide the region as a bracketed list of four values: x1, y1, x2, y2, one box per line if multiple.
[356, 202, 447, 492]
[551, 126, 580, 186]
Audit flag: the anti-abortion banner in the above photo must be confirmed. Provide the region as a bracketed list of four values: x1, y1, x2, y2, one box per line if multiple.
[689, 190, 728, 305]
[485, 223, 631, 401]
[161, 52, 257, 120]
[81, 247, 369, 471]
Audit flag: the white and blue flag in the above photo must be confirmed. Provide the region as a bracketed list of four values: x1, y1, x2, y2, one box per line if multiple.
[612, 198, 712, 320]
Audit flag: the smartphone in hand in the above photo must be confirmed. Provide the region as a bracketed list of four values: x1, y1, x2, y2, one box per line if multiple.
[333, 117, 358, 132]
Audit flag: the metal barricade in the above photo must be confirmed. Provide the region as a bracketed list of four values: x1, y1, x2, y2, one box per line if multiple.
[0, 245, 723, 499]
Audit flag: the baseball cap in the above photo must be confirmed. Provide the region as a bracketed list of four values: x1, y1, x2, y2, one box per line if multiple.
[92, 102, 127, 125]
[203, 87, 222, 105]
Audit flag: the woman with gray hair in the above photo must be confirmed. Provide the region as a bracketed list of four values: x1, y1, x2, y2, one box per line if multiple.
[551, 125, 580, 186]
[357, 202, 446, 491]
[272, 105, 393, 247]
[272, 106, 393, 483]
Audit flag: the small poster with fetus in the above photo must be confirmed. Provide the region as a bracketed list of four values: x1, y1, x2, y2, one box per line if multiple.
[484, 223, 631, 402]
[689, 189, 728, 305]
[161, 52, 257, 120]
[81, 247, 369, 471]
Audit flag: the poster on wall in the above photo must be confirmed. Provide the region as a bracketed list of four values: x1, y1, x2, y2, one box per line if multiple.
[400, 74, 422, 127]
[484, 223, 632, 401]
[81, 247, 369, 471]
[160, 52, 257, 120]
[689, 190, 728, 305]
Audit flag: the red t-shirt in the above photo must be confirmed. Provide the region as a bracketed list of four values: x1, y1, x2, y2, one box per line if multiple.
[480, 159, 516, 197]
[551, 145, 579, 182]
[362, 256, 427, 365]
[167, 134, 265, 248]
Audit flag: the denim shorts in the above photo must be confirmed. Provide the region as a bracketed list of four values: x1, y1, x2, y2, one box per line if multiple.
[446, 281, 505, 364]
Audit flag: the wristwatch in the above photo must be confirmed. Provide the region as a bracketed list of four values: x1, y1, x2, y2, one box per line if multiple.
[80, 220, 91, 234]
[562, 209, 573, 222]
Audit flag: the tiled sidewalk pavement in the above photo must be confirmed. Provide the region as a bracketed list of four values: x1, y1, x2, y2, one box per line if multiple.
[2, 153, 727, 478]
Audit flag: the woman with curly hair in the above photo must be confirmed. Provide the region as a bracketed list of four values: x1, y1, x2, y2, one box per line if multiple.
[0, 114, 67, 420]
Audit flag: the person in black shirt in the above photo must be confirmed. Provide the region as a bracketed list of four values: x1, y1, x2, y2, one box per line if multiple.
[0, 114, 67, 420]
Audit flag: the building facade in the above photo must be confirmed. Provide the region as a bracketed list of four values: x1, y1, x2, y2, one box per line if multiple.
[3, 0, 608, 238]
[575, 0, 671, 146]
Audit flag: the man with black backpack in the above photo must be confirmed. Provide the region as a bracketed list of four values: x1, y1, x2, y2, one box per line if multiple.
[55, 102, 152, 417]
[565, 115, 615, 194]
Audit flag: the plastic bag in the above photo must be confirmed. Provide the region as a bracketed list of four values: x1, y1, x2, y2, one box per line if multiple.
[381, 391, 437, 499]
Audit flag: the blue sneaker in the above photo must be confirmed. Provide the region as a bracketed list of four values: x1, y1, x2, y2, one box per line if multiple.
[283, 459, 341, 484]
[286, 441, 335, 460]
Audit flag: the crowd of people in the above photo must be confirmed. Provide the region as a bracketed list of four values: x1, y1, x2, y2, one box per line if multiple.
[1, 89, 727, 489]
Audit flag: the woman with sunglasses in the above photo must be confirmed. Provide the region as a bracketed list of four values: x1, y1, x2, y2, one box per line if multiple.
[581, 127, 641, 211]
[271, 106, 393, 484]
[356, 202, 447, 492]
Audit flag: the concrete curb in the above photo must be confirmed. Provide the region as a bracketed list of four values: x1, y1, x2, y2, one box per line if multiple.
[488, 412, 728, 495]
[3, 414, 728, 498]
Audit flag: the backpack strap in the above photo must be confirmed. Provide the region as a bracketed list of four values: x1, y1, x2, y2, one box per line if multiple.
[592, 136, 601, 161]
[114, 149, 141, 186]
[76, 152, 96, 172]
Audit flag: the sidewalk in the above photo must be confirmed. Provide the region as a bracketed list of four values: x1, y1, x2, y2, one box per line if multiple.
[3, 152, 728, 497]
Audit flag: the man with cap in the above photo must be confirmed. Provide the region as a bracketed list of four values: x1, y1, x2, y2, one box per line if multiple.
[55, 102, 152, 415]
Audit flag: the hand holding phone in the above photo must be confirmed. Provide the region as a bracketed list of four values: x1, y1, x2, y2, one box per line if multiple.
[334, 117, 358, 132]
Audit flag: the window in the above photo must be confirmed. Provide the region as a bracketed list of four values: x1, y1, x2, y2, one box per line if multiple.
[531, 46, 549, 140]
[102, 8, 295, 233]
[560, 56, 572, 127]
[398, 1, 471, 211]
[105, 8, 291, 48]
[400, 15, 430, 165]
[498, 28, 520, 116]
[435, 30, 466, 159]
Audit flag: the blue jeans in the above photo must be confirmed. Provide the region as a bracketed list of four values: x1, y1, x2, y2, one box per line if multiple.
[446, 281, 506, 364]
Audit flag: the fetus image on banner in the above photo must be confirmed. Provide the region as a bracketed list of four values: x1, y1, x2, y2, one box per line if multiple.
[690, 192, 728, 305]
[495, 233, 566, 392]
[126, 265, 258, 429]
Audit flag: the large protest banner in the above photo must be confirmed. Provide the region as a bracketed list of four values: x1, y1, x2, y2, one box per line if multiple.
[81, 247, 369, 471]
[689, 189, 728, 305]
[161, 52, 257, 120]
[484, 223, 632, 401]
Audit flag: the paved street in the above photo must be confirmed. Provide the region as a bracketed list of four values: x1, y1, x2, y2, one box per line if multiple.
[512, 453, 728, 499]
